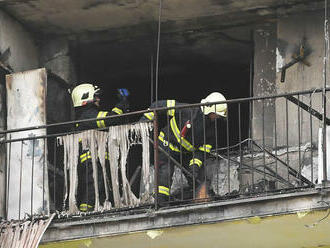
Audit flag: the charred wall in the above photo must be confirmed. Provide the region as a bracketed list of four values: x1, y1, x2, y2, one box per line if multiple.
[0, 9, 40, 218]
[252, 10, 330, 149]
[252, 23, 277, 147]
[275, 10, 330, 147]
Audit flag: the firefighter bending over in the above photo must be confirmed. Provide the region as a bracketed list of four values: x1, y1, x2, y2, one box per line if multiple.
[71, 83, 129, 211]
[142, 92, 227, 206]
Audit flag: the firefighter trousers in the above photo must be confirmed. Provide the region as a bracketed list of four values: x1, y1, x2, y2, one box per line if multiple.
[157, 143, 204, 199]
[77, 157, 106, 211]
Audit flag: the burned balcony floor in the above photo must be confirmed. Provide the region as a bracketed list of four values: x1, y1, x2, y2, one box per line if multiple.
[41, 188, 330, 245]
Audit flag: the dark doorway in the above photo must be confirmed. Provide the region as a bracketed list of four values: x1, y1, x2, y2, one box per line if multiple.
[75, 26, 252, 147]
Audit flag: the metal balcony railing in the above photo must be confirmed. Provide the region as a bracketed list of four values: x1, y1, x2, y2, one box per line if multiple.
[2, 88, 329, 220]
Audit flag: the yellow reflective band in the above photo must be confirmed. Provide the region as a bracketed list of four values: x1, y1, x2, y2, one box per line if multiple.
[167, 100, 176, 117]
[80, 151, 91, 163]
[158, 132, 165, 143]
[81, 156, 92, 163]
[189, 158, 203, 167]
[144, 112, 154, 120]
[76, 123, 79, 127]
[169, 144, 180, 152]
[96, 111, 108, 128]
[112, 107, 123, 115]
[80, 151, 91, 158]
[158, 186, 170, 196]
[105, 152, 109, 160]
[79, 203, 93, 211]
[170, 116, 195, 152]
[159, 131, 165, 138]
[158, 132, 180, 152]
[199, 144, 212, 153]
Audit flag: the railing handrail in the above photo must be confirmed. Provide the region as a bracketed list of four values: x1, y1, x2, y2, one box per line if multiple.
[1, 87, 329, 136]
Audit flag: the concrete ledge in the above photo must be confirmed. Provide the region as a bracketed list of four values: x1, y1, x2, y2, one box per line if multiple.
[42, 189, 330, 243]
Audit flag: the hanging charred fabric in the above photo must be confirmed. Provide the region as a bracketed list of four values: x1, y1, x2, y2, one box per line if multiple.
[57, 122, 153, 213]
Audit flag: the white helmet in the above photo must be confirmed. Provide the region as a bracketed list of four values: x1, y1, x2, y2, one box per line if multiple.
[200, 92, 227, 117]
[71, 83, 100, 107]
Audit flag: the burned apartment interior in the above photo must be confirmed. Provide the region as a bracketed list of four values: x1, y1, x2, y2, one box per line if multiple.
[74, 25, 252, 137]
[45, 23, 254, 211]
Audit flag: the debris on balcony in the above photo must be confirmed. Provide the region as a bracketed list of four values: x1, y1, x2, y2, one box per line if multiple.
[0, 213, 55, 248]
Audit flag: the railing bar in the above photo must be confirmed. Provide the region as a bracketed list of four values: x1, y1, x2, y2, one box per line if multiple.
[19, 141, 23, 220]
[297, 94, 302, 186]
[86, 133, 90, 211]
[190, 109, 196, 201]
[214, 106, 219, 196]
[179, 110, 184, 202]
[226, 105, 230, 194]
[249, 29, 254, 157]
[167, 109, 173, 202]
[43, 138, 46, 212]
[251, 100, 255, 192]
[153, 111, 159, 209]
[262, 99, 266, 187]
[53, 138, 57, 212]
[2, 88, 330, 136]
[309, 93, 313, 185]
[6, 134, 11, 218]
[274, 99, 278, 190]
[187, 109, 193, 201]
[238, 103, 242, 192]
[31, 139, 35, 216]
[2, 90, 330, 145]
[203, 105, 207, 198]
[84, 149, 88, 211]
[286, 98, 290, 184]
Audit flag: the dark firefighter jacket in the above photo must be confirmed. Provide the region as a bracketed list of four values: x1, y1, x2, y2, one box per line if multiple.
[143, 100, 217, 168]
[75, 100, 129, 131]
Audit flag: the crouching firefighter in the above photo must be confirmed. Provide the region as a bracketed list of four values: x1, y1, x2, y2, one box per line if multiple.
[71, 83, 130, 211]
[141, 92, 227, 206]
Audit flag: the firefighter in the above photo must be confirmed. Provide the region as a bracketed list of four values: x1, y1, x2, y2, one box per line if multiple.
[142, 92, 227, 206]
[71, 83, 129, 211]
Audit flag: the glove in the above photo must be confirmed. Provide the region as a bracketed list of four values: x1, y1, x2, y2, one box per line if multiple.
[116, 93, 130, 112]
[118, 88, 130, 98]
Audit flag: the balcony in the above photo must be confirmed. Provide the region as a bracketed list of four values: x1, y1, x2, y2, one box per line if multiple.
[1, 88, 330, 247]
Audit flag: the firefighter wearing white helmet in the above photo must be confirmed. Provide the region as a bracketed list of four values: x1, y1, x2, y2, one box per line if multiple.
[141, 92, 227, 207]
[200, 92, 227, 118]
[71, 83, 101, 107]
[71, 83, 130, 211]
[71, 83, 130, 129]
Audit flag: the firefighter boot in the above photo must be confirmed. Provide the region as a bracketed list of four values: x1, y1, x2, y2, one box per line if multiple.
[157, 193, 170, 207]
[79, 203, 94, 212]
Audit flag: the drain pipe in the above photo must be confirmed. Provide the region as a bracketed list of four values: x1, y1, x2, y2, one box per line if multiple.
[322, 0, 329, 186]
